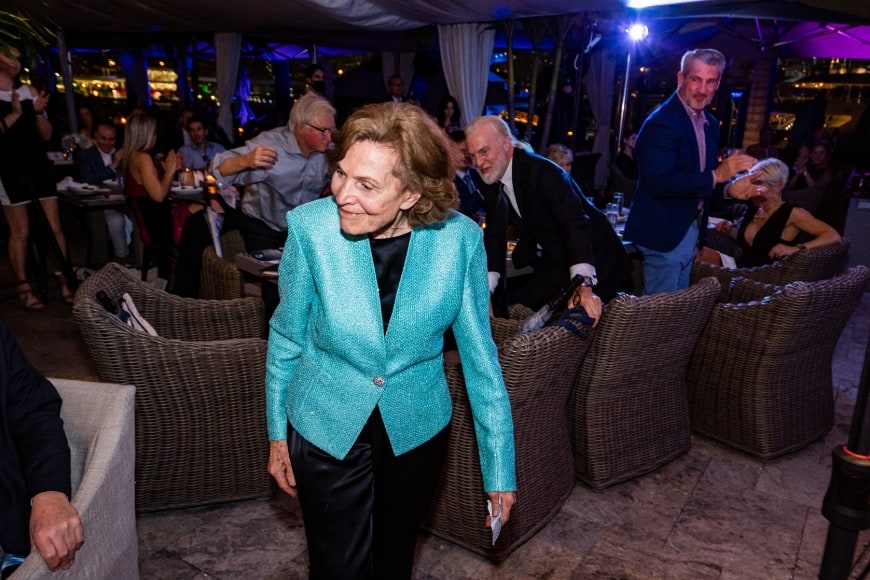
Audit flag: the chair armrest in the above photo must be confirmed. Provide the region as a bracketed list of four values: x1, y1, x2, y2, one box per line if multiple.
[726, 277, 780, 304]
[15, 380, 138, 579]
[690, 263, 735, 300]
[200, 245, 245, 300]
[131, 291, 264, 341]
[76, 262, 263, 341]
[490, 316, 522, 348]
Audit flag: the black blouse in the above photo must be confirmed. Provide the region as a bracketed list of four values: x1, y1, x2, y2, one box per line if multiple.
[370, 231, 411, 334]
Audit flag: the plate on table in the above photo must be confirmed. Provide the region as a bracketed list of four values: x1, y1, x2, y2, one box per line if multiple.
[171, 185, 202, 196]
[71, 185, 110, 196]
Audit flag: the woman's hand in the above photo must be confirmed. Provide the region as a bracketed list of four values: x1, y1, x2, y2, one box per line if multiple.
[486, 491, 516, 527]
[268, 439, 297, 497]
[33, 90, 50, 114]
[10, 88, 22, 117]
[164, 150, 183, 175]
[768, 243, 800, 260]
[714, 220, 737, 238]
[568, 284, 602, 328]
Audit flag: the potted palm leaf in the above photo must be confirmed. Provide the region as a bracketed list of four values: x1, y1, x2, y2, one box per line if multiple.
[0, 9, 54, 63]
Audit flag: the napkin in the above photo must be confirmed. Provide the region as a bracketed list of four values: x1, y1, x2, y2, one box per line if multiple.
[56, 176, 77, 191]
[487, 497, 502, 546]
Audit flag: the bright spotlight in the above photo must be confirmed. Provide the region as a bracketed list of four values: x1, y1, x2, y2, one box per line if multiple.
[627, 23, 649, 42]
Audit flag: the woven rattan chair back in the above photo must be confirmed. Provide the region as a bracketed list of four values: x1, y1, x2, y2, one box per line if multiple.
[73, 262, 272, 511]
[691, 238, 850, 289]
[568, 277, 720, 489]
[200, 229, 247, 299]
[686, 266, 870, 459]
[423, 310, 594, 562]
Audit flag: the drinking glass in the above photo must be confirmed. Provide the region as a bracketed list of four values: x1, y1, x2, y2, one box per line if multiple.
[612, 192, 624, 216]
[605, 203, 619, 227]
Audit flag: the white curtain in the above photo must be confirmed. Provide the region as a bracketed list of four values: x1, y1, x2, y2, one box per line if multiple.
[215, 32, 242, 144]
[438, 23, 495, 126]
[381, 51, 415, 98]
[585, 46, 617, 190]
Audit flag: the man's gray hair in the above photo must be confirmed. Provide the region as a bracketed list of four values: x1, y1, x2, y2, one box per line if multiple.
[465, 115, 531, 152]
[680, 48, 726, 78]
[289, 93, 336, 127]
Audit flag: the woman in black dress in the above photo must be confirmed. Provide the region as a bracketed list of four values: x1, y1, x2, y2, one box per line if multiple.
[699, 158, 841, 268]
[0, 46, 73, 309]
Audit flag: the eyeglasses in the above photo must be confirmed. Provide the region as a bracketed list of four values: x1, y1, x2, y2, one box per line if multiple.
[306, 123, 336, 137]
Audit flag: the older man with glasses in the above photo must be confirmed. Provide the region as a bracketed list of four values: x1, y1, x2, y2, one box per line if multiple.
[213, 93, 335, 251]
[213, 93, 336, 317]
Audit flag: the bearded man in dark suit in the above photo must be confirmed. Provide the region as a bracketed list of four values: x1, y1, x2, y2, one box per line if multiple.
[465, 115, 631, 322]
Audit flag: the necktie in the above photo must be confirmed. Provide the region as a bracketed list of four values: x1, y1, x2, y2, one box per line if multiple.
[463, 173, 476, 195]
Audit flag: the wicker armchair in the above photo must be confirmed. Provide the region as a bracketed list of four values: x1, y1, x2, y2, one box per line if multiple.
[568, 277, 720, 489]
[686, 266, 870, 459]
[690, 237, 850, 289]
[72, 262, 272, 512]
[200, 229, 246, 300]
[14, 379, 138, 579]
[423, 310, 594, 562]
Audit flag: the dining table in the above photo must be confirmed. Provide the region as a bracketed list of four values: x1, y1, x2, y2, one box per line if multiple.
[57, 182, 129, 267]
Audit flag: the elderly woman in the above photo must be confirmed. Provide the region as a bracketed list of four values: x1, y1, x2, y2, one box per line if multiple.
[700, 157, 841, 268]
[544, 143, 573, 174]
[266, 102, 516, 579]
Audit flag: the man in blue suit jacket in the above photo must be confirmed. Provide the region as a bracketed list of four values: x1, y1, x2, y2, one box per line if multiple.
[623, 48, 756, 294]
[76, 121, 133, 263]
[77, 121, 121, 185]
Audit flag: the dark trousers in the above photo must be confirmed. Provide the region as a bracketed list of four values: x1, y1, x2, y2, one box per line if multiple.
[239, 213, 286, 321]
[509, 259, 566, 311]
[288, 408, 449, 580]
[173, 208, 240, 298]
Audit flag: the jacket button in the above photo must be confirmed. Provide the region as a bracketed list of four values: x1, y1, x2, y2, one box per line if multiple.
[373, 376, 385, 387]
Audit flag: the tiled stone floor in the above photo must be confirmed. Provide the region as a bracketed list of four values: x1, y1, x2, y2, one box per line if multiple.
[3, 264, 868, 579]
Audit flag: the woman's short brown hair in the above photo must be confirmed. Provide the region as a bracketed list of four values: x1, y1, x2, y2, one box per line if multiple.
[328, 102, 456, 227]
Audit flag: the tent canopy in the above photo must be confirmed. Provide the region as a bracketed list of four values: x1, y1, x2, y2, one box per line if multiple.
[20, 0, 870, 53]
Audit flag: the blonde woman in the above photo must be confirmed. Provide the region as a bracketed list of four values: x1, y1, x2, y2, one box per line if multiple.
[120, 113, 182, 278]
[701, 158, 841, 268]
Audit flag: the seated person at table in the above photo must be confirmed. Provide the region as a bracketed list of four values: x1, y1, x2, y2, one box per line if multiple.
[172, 188, 240, 298]
[614, 132, 638, 180]
[177, 115, 225, 172]
[698, 158, 841, 268]
[544, 143, 573, 174]
[119, 113, 184, 280]
[1, 318, 84, 577]
[787, 142, 832, 191]
[77, 120, 133, 264]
